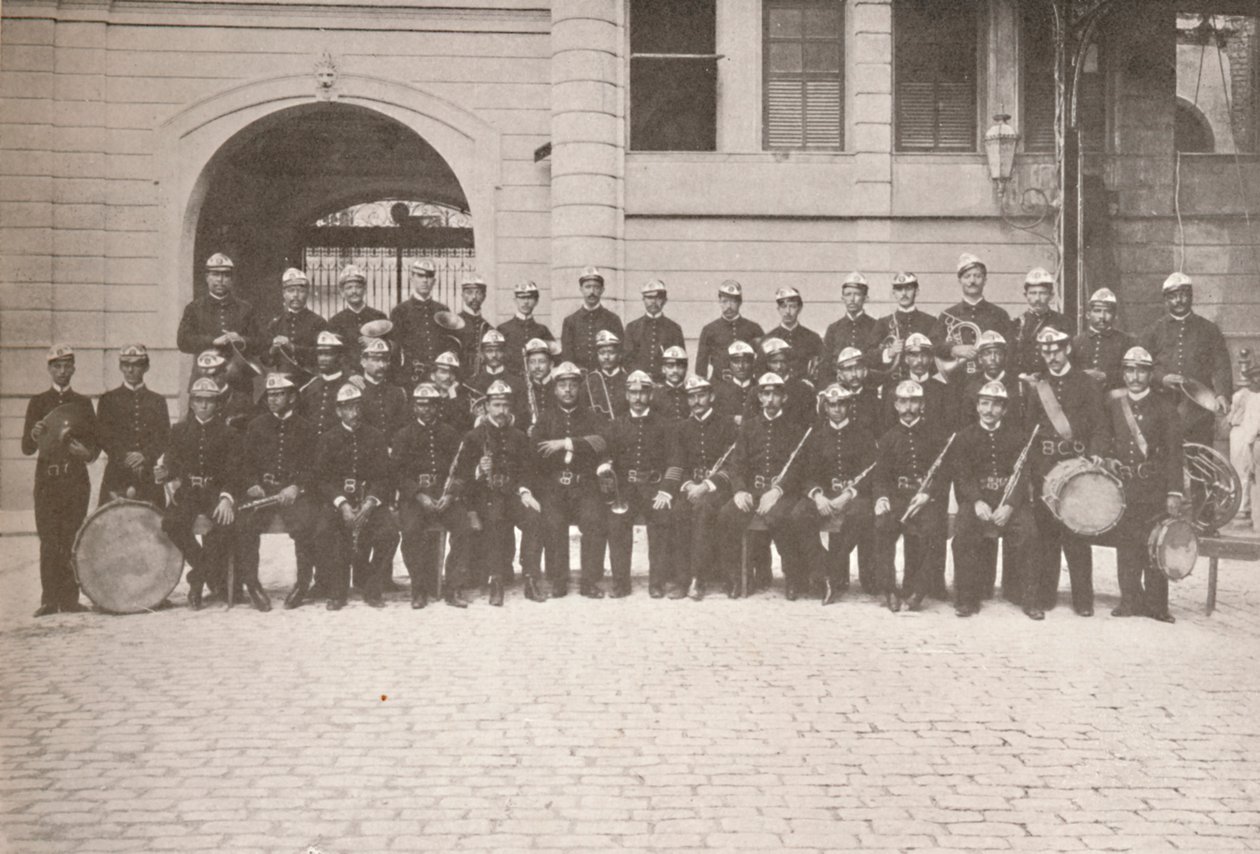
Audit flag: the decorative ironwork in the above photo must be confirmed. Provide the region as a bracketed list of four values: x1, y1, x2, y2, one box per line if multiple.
[316, 200, 471, 230]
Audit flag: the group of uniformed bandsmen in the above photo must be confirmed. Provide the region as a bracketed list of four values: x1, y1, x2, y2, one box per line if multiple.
[24, 250, 1234, 622]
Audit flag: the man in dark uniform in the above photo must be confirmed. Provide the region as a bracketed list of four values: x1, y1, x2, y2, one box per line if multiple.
[316, 382, 396, 610]
[236, 373, 326, 612]
[457, 275, 493, 378]
[1141, 271, 1232, 446]
[949, 380, 1038, 617]
[624, 279, 685, 381]
[299, 331, 348, 438]
[1011, 267, 1074, 377]
[192, 349, 257, 433]
[871, 272, 936, 380]
[356, 337, 407, 592]
[655, 346, 691, 421]
[468, 329, 527, 427]
[931, 254, 1015, 385]
[23, 344, 99, 616]
[264, 268, 328, 378]
[1023, 326, 1112, 619]
[457, 380, 547, 606]
[533, 362, 609, 598]
[672, 374, 738, 600]
[521, 337, 557, 433]
[1103, 346, 1184, 623]
[961, 331, 1026, 428]
[96, 344, 169, 507]
[873, 380, 950, 613]
[176, 253, 261, 395]
[1072, 287, 1134, 391]
[562, 266, 624, 372]
[598, 370, 682, 598]
[327, 264, 387, 370]
[717, 372, 808, 599]
[695, 279, 763, 382]
[790, 384, 878, 606]
[835, 347, 882, 438]
[758, 338, 817, 430]
[393, 382, 472, 609]
[714, 340, 756, 425]
[585, 329, 629, 420]
[431, 351, 475, 434]
[882, 333, 956, 433]
[390, 258, 462, 389]
[821, 273, 880, 380]
[764, 287, 823, 382]
[498, 280, 555, 367]
[158, 377, 240, 611]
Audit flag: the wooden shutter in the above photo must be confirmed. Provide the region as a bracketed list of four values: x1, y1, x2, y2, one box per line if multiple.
[894, 0, 978, 152]
[764, 0, 844, 150]
[1023, 2, 1056, 153]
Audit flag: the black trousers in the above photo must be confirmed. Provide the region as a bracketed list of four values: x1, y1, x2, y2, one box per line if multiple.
[233, 493, 328, 588]
[98, 460, 164, 508]
[470, 492, 542, 582]
[328, 504, 399, 601]
[606, 484, 673, 590]
[537, 480, 606, 588]
[790, 495, 874, 585]
[398, 493, 471, 596]
[1113, 505, 1169, 615]
[874, 495, 945, 597]
[161, 486, 234, 593]
[951, 499, 1037, 609]
[671, 488, 727, 587]
[1030, 473, 1094, 611]
[34, 467, 90, 608]
[717, 491, 800, 587]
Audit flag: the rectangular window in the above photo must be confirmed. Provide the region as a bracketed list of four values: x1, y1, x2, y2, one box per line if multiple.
[894, 0, 978, 152]
[763, 0, 845, 149]
[1023, 2, 1056, 153]
[629, 0, 718, 151]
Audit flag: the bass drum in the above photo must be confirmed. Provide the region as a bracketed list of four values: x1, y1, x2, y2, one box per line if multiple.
[1149, 517, 1198, 581]
[1041, 457, 1125, 536]
[72, 498, 184, 613]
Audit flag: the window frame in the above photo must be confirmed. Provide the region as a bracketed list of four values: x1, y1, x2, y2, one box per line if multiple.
[892, 0, 983, 154]
[761, 0, 847, 151]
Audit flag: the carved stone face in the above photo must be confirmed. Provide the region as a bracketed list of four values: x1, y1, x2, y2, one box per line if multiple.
[316, 67, 336, 89]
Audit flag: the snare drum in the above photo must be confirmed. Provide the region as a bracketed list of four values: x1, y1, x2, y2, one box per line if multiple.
[72, 498, 184, 613]
[1148, 517, 1198, 581]
[1041, 457, 1125, 536]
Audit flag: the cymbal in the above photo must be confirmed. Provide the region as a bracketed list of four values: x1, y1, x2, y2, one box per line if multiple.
[38, 403, 88, 455]
[434, 310, 465, 331]
[360, 319, 393, 338]
[1178, 377, 1220, 412]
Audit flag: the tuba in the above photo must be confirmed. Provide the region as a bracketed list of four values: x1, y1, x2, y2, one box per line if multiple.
[932, 312, 982, 379]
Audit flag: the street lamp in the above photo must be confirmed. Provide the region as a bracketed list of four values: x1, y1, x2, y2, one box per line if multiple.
[984, 113, 1020, 191]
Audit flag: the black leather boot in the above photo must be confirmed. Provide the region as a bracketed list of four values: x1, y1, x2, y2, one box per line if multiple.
[524, 577, 546, 603]
[283, 584, 306, 610]
[884, 592, 901, 613]
[187, 580, 203, 611]
[906, 591, 926, 612]
[822, 579, 840, 606]
[444, 589, 469, 609]
[580, 583, 605, 599]
[411, 585, 428, 610]
[488, 577, 505, 607]
[245, 582, 271, 613]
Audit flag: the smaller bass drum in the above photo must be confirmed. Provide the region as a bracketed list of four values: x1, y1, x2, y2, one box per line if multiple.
[72, 498, 184, 613]
[1149, 517, 1198, 581]
[1041, 457, 1125, 536]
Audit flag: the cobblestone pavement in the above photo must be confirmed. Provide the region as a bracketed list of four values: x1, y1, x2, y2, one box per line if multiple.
[2, 528, 1258, 854]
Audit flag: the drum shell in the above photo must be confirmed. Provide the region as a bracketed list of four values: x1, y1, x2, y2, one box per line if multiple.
[1041, 457, 1125, 536]
[1148, 517, 1198, 581]
[72, 498, 184, 614]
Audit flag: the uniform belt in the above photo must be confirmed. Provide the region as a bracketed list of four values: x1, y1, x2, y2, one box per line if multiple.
[1115, 462, 1155, 481]
[189, 475, 215, 488]
[342, 477, 362, 495]
[44, 462, 74, 477]
[692, 467, 710, 482]
[416, 474, 437, 488]
[753, 475, 775, 490]
[627, 469, 661, 484]
[262, 473, 282, 487]
[556, 469, 582, 486]
[1039, 438, 1086, 458]
[830, 477, 856, 494]
[895, 476, 924, 492]
[980, 475, 1008, 492]
[488, 473, 511, 489]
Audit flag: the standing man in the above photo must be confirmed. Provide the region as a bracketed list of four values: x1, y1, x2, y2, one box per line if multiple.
[765, 287, 824, 381]
[316, 383, 395, 610]
[457, 274, 493, 378]
[931, 254, 1014, 384]
[1072, 288, 1134, 391]
[468, 329, 526, 425]
[498, 280, 555, 367]
[714, 341, 756, 425]
[23, 344, 99, 616]
[672, 374, 739, 600]
[327, 264, 387, 368]
[1141, 271, 1232, 446]
[585, 329, 629, 420]
[159, 378, 239, 611]
[961, 331, 1026, 428]
[521, 338, 557, 432]
[391, 258, 461, 389]
[177, 253, 260, 395]
[299, 331, 348, 438]
[949, 381, 1038, 617]
[561, 266, 624, 372]
[655, 346, 691, 421]
[357, 337, 407, 592]
[236, 373, 326, 613]
[393, 382, 472, 609]
[265, 268, 328, 378]
[624, 279, 685, 380]
[1103, 347, 1183, 623]
[96, 344, 169, 507]
[1023, 326, 1112, 620]
[835, 347, 882, 439]
[872, 273, 936, 380]
[1011, 267, 1074, 377]
[532, 362, 610, 598]
[821, 273, 880, 380]
[457, 380, 546, 606]
[695, 280, 763, 382]
[431, 351, 475, 434]
[759, 338, 817, 430]
[881, 333, 956, 433]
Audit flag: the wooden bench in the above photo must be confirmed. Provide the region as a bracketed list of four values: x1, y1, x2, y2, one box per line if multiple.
[1199, 535, 1260, 616]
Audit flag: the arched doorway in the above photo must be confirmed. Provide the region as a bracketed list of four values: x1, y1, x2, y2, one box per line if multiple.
[191, 102, 474, 321]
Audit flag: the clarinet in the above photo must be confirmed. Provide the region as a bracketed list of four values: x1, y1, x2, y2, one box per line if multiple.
[900, 432, 957, 523]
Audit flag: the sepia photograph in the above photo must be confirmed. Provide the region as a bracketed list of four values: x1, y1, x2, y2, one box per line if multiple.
[1, 0, 1259, 851]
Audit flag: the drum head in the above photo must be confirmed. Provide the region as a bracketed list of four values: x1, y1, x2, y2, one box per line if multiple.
[1057, 469, 1125, 535]
[1151, 518, 1198, 581]
[72, 499, 184, 613]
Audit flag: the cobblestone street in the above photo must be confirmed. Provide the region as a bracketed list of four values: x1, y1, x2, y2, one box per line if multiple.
[2, 532, 1258, 853]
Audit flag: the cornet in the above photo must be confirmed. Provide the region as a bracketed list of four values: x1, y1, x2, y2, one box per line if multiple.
[933, 312, 982, 379]
[600, 465, 630, 515]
